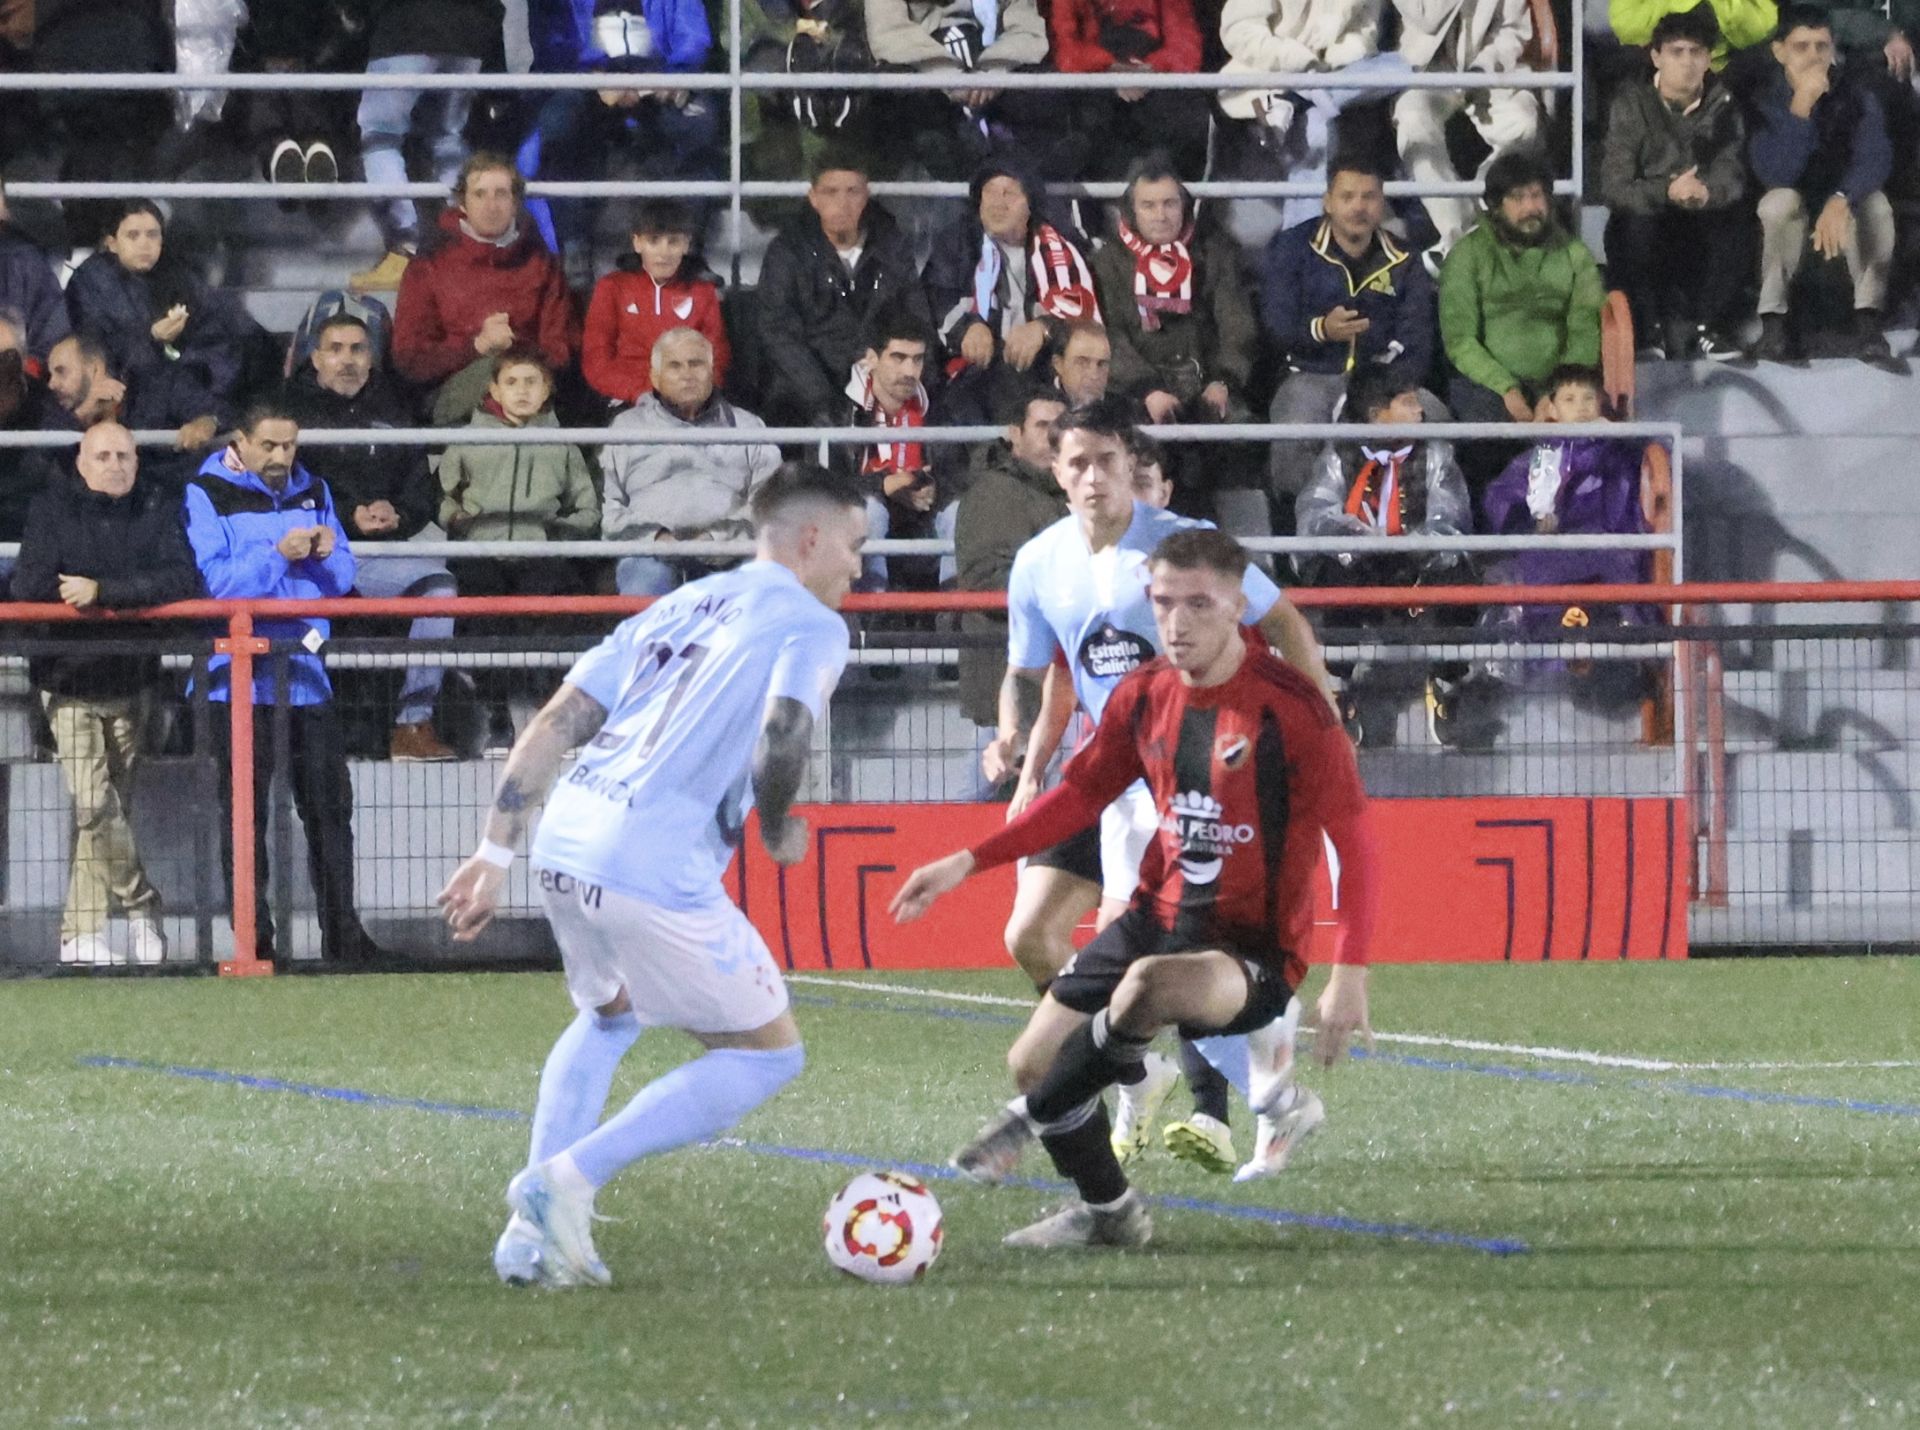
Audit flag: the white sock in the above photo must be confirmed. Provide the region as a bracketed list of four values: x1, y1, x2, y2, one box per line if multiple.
[528, 1009, 641, 1165]
[565, 1045, 805, 1189]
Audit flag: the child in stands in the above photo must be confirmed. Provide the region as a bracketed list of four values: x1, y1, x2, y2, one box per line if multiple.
[581, 200, 731, 408]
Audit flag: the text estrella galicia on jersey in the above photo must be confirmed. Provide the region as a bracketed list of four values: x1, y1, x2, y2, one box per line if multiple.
[1077, 623, 1155, 681]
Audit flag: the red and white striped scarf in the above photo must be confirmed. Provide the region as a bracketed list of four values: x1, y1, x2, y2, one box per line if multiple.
[1029, 222, 1100, 324]
[848, 363, 927, 474]
[1347, 445, 1414, 535]
[1116, 215, 1195, 330]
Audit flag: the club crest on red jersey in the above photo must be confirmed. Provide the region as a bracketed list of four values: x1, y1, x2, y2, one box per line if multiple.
[1216, 733, 1250, 770]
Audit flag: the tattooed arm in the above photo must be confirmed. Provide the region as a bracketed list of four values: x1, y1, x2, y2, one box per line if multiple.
[753, 695, 816, 865]
[980, 664, 1047, 787]
[438, 683, 610, 940]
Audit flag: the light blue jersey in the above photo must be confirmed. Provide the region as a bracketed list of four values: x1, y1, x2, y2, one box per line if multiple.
[1006, 502, 1282, 724]
[531, 561, 849, 910]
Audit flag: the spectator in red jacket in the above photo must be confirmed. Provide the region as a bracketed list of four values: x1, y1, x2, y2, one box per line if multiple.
[391, 153, 580, 425]
[1047, 0, 1210, 179]
[580, 199, 730, 408]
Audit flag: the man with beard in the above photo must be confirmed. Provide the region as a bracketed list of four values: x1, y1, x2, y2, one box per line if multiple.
[1437, 150, 1604, 430]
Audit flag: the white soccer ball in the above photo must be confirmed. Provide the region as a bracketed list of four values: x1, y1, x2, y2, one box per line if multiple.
[822, 1170, 944, 1284]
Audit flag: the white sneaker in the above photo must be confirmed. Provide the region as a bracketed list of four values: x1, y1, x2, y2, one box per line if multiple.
[493, 1212, 580, 1288]
[1233, 1086, 1326, 1183]
[1111, 1051, 1180, 1166]
[129, 916, 167, 966]
[506, 1162, 611, 1287]
[1003, 1192, 1153, 1250]
[59, 933, 117, 966]
[1162, 1111, 1238, 1174]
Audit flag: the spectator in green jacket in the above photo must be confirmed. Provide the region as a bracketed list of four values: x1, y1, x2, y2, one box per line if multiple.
[1438, 150, 1605, 434]
[1611, 0, 1778, 68]
[438, 347, 601, 753]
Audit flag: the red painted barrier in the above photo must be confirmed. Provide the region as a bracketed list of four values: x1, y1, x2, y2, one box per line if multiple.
[729, 797, 1688, 972]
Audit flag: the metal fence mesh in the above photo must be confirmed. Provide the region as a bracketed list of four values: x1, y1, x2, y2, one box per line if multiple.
[1, 612, 1915, 969]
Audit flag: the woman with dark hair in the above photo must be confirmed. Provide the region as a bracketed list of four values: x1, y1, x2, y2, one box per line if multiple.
[64, 200, 256, 416]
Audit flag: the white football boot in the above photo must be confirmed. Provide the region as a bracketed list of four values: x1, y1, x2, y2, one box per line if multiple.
[1110, 1050, 1180, 1166]
[506, 1162, 611, 1287]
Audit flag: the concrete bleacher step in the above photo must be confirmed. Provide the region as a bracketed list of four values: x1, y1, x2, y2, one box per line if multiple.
[1722, 747, 1918, 835]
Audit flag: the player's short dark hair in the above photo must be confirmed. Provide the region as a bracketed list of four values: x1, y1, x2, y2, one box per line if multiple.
[1650, 2, 1720, 49]
[863, 305, 934, 358]
[1545, 363, 1606, 399]
[238, 397, 300, 436]
[1775, 2, 1831, 39]
[1344, 362, 1421, 423]
[631, 198, 699, 238]
[1150, 527, 1248, 583]
[1049, 395, 1137, 453]
[750, 461, 865, 527]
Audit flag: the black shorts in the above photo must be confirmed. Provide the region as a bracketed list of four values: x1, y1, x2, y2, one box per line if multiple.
[1048, 907, 1295, 1040]
[1026, 822, 1102, 886]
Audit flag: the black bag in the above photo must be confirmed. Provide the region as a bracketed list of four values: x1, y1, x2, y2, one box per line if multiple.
[785, 0, 873, 131]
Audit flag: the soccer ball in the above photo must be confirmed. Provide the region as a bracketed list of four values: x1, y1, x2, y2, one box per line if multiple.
[822, 1170, 944, 1284]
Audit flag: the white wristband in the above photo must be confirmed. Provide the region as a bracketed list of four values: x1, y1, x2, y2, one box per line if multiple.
[475, 839, 516, 870]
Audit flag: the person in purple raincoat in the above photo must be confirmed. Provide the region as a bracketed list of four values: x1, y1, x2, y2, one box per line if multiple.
[1482, 365, 1656, 635]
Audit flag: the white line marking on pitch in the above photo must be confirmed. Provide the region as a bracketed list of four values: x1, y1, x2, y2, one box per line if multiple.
[786, 974, 1920, 1073]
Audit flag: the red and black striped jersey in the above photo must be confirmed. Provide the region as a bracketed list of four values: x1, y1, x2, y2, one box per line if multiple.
[972, 631, 1367, 983]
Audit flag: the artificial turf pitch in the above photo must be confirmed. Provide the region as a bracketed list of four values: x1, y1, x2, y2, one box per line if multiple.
[2, 958, 1917, 1428]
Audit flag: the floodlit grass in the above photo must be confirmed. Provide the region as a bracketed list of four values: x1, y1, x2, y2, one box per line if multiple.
[2, 959, 1917, 1428]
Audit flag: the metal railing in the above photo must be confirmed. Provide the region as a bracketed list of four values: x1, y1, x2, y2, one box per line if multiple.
[0, 16, 1586, 259]
[3, 580, 1916, 972]
[0, 419, 1684, 568]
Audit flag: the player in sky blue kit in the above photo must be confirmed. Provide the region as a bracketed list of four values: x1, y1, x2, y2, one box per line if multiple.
[980, 400, 1338, 1178]
[437, 463, 867, 1290]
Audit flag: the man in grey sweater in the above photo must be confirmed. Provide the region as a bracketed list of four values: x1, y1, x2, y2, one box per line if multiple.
[601, 328, 781, 596]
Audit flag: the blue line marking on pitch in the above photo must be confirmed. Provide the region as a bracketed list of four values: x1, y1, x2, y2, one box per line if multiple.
[792, 989, 1920, 1120]
[76, 1056, 527, 1122]
[78, 1054, 1527, 1257]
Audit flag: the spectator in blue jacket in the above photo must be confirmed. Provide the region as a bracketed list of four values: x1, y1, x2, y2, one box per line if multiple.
[515, 1, 722, 283]
[1748, 3, 1895, 361]
[0, 173, 72, 375]
[1261, 160, 1446, 501]
[184, 400, 385, 969]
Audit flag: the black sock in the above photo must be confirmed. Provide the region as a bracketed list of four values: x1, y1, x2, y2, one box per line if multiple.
[1026, 1012, 1149, 1125]
[1039, 1099, 1130, 1206]
[1179, 1039, 1230, 1124]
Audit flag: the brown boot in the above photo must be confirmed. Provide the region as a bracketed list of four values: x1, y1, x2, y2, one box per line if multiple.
[390, 721, 457, 762]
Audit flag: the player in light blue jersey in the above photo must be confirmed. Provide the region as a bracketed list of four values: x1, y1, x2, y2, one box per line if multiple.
[437, 463, 866, 1289]
[981, 401, 1337, 1178]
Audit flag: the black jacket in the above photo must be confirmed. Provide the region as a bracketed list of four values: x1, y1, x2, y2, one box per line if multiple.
[351, 0, 505, 61]
[757, 202, 932, 420]
[10, 471, 204, 697]
[280, 367, 437, 541]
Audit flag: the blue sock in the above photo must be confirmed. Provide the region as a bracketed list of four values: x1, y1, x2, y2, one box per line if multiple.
[528, 1009, 642, 1165]
[564, 1045, 805, 1189]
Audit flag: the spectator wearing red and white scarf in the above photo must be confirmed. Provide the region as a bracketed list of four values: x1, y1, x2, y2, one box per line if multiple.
[830, 307, 960, 591]
[922, 160, 1101, 427]
[1088, 157, 1259, 428]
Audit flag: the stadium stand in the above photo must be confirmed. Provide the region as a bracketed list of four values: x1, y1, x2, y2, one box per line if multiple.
[0, 0, 1916, 972]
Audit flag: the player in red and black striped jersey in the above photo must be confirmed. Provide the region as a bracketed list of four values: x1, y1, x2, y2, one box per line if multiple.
[894, 528, 1380, 1249]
